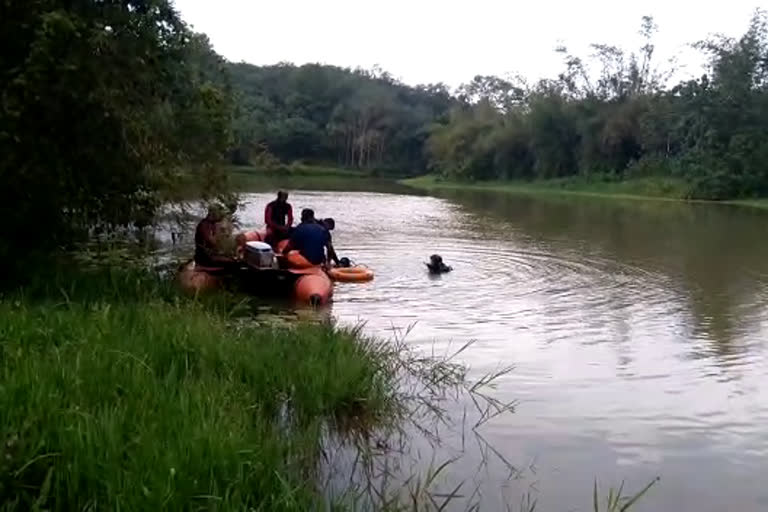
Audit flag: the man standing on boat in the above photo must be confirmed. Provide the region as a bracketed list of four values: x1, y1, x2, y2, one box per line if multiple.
[264, 191, 293, 246]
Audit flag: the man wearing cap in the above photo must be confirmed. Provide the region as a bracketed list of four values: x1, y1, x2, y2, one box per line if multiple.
[194, 204, 238, 269]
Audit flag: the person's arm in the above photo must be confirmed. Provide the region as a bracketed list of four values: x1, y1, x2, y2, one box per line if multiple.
[286, 204, 294, 227]
[265, 203, 277, 230]
[322, 231, 337, 266]
[326, 235, 339, 265]
[327, 245, 339, 266]
[198, 221, 217, 249]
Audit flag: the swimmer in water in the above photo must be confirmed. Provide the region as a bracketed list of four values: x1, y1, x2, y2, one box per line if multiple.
[426, 254, 452, 274]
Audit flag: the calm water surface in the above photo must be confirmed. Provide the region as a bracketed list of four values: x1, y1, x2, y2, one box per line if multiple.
[172, 179, 768, 510]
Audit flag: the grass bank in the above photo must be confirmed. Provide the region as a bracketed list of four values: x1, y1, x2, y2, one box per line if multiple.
[403, 175, 768, 210]
[402, 175, 691, 202]
[0, 266, 445, 510]
[723, 198, 768, 209]
[228, 163, 417, 195]
[229, 163, 420, 182]
[229, 163, 369, 179]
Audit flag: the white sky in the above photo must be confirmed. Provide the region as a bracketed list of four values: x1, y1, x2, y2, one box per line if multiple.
[173, 0, 762, 88]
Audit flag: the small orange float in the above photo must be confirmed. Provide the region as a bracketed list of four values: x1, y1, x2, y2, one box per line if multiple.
[327, 266, 374, 283]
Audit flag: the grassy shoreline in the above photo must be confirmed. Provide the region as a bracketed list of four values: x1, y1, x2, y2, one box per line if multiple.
[0, 266, 452, 510]
[229, 163, 421, 182]
[402, 175, 768, 210]
[229, 163, 370, 179]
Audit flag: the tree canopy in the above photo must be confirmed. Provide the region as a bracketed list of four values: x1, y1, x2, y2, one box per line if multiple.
[426, 10, 768, 200]
[0, 0, 233, 261]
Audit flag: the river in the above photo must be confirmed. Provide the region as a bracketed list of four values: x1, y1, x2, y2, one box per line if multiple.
[166, 178, 768, 511]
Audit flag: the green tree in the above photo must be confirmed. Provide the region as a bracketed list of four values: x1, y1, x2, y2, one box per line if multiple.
[0, 0, 233, 264]
[424, 11, 768, 200]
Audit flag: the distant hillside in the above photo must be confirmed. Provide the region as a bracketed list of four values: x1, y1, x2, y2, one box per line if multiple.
[227, 62, 456, 173]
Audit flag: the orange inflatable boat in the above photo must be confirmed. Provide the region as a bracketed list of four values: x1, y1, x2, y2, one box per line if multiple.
[179, 229, 339, 307]
[179, 240, 333, 307]
[179, 259, 333, 306]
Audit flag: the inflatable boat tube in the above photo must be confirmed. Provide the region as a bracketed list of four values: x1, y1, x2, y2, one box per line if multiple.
[284, 250, 315, 269]
[294, 271, 333, 306]
[327, 266, 374, 283]
[177, 261, 221, 294]
[276, 238, 290, 254]
[236, 229, 265, 246]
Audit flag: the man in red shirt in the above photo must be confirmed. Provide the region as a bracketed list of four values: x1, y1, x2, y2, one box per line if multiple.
[264, 191, 293, 246]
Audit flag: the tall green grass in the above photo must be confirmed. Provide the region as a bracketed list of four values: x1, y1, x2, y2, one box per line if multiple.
[0, 268, 414, 510]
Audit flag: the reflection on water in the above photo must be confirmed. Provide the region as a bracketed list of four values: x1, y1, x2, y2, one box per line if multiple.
[159, 181, 768, 511]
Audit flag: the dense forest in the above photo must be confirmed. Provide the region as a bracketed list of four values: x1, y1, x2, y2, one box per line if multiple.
[227, 63, 455, 172]
[229, 12, 768, 200]
[2, 2, 768, 267]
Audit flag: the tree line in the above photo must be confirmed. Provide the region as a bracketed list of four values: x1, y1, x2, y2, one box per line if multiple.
[426, 12, 768, 200]
[229, 11, 768, 200]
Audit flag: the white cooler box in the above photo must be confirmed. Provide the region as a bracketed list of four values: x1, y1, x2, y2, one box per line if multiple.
[244, 241, 277, 269]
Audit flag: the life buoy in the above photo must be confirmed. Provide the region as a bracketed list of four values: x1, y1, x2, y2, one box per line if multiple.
[327, 266, 374, 283]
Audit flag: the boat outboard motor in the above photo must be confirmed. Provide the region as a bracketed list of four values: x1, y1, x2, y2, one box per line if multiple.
[244, 241, 277, 269]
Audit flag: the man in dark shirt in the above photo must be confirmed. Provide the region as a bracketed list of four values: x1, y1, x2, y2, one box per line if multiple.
[264, 191, 293, 246]
[283, 209, 331, 265]
[319, 218, 340, 266]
